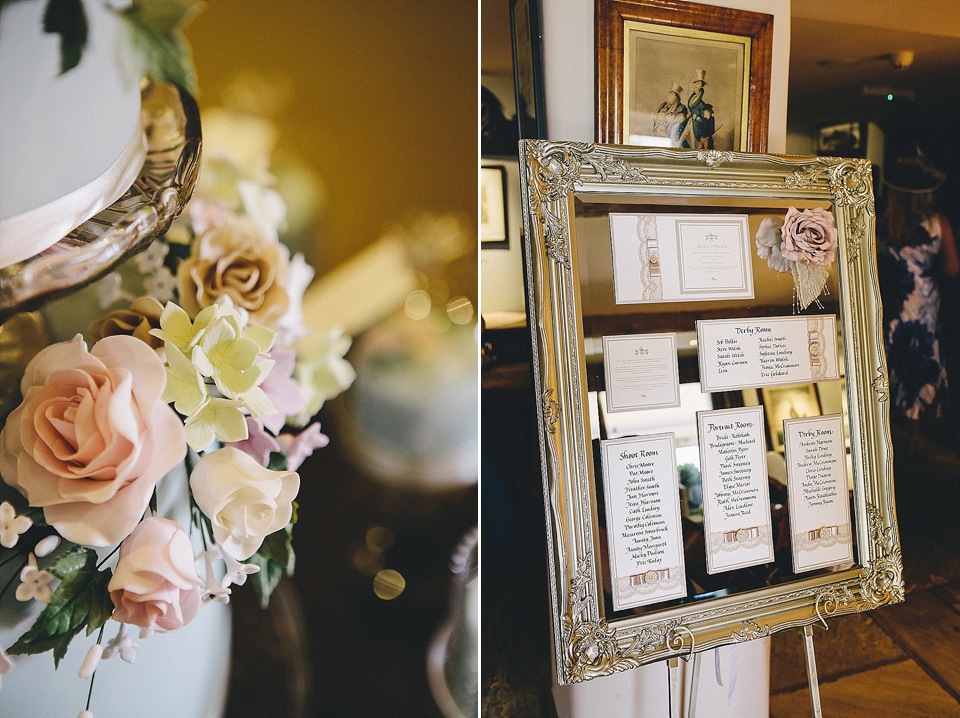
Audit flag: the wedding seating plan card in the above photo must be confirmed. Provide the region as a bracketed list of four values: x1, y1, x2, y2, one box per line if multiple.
[600, 434, 687, 610]
[609, 213, 754, 304]
[602, 333, 680, 413]
[783, 414, 854, 573]
[697, 406, 774, 574]
[696, 315, 840, 392]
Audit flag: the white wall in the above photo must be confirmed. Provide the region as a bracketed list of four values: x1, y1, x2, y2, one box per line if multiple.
[542, 0, 791, 153]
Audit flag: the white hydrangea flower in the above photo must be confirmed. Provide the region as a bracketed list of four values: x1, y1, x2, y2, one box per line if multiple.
[16, 554, 55, 603]
[0, 501, 31, 548]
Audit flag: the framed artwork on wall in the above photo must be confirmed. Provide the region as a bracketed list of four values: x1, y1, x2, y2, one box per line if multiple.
[481, 165, 509, 248]
[596, 0, 773, 152]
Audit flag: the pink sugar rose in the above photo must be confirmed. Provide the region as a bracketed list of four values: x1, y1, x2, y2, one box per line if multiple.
[0, 335, 186, 546]
[108, 517, 203, 631]
[780, 206, 838, 267]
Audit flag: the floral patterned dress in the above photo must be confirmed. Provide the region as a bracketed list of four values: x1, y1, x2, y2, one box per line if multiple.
[879, 216, 948, 420]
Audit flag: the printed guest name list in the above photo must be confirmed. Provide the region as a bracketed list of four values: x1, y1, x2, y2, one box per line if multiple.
[600, 434, 687, 610]
[697, 315, 839, 392]
[783, 414, 854, 573]
[697, 406, 774, 574]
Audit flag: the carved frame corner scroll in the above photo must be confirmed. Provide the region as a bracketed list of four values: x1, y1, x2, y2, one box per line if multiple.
[518, 141, 901, 685]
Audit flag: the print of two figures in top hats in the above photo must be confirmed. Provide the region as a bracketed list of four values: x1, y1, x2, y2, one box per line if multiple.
[652, 70, 717, 149]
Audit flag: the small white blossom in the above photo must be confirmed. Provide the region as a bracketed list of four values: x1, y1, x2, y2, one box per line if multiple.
[79, 711, 93, 718]
[199, 551, 231, 604]
[0, 502, 31, 548]
[219, 547, 260, 588]
[144, 266, 177, 303]
[133, 241, 170, 274]
[96, 273, 134, 309]
[16, 554, 55, 603]
[102, 624, 138, 664]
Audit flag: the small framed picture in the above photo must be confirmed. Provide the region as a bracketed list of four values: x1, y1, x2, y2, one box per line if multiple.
[481, 165, 509, 249]
[817, 122, 864, 158]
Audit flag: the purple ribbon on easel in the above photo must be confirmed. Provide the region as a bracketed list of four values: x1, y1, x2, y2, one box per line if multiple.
[713, 645, 739, 705]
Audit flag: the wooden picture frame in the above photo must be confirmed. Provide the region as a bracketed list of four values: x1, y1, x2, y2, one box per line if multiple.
[596, 0, 772, 152]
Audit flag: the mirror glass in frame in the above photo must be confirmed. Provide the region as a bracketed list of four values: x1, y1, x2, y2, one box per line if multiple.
[519, 142, 903, 685]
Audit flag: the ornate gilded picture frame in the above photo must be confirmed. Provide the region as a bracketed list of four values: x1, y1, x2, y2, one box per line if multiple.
[518, 141, 902, 685]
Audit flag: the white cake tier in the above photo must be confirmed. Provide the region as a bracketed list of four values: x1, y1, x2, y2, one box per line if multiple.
[0, 462, 232, 717]
[0, 0, 146, 268]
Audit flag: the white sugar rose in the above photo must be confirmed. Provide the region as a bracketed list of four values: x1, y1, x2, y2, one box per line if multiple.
[780, 206, 838, 267]
[189, 447, 299, 560]
[0, 335, 186, 546]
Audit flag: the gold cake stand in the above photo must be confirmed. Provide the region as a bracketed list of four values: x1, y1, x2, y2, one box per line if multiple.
[0, 80, 201, 323]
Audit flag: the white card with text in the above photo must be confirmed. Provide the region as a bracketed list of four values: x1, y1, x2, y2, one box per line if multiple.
[609, 213, 754, 304]
[602, 333, 681, 413]
[697, 406, 774, 574]
[696, 315, 840, 392]
[600, 433, 687, 610]
[783, 414, 854, 573]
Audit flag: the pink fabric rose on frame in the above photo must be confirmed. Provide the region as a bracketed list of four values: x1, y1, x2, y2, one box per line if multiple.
[108, 517, 203, 631]
[0, 335, 186, 546]
[780, 206, 838, 267]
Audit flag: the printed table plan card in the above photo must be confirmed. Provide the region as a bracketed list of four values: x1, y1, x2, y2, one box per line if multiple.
[783, 414, 854, 573]
[609, 213, 754, 304]
[696, 315, 840, 392]
[600, 434, 687, 610]
[602, 333, 681, 413]
[697, 406, 774, 574]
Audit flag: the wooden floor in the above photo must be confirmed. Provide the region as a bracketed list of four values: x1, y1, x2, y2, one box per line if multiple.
[770, 581, 960, 717]
[770, 422, 960, 718]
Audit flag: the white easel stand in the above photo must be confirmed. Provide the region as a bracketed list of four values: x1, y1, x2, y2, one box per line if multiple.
[552, 637, 770, 718]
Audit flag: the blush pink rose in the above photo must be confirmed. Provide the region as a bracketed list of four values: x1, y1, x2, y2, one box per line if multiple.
[0, 335, 186, 546]
[780, 206, 838, 267]
[108, 517, 202, 630]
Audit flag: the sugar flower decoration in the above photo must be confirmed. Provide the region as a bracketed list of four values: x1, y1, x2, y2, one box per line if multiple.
[189, 447, 299, 560]
[0, 501, 32, 548]
[0, 335, 186, 546]
[133, 241, 169, 275]
[291, 328, 356, 426]
[16, 554, 55, 603]
[277, 422, 329, 471]
[108, 517, 203, 631]
[102, 623, 139, 664]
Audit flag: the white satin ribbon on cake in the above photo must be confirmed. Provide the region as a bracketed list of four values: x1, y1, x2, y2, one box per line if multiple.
[0, 121, 148, 270]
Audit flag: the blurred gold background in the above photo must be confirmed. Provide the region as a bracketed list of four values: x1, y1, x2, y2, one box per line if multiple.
[186, 0, 477, 293]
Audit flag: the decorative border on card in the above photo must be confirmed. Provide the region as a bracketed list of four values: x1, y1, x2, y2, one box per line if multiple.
[674, 218, 751, 295]
[697, 406, 775, 574]
[600, 433, 687, 611]
[602, 333, 681, 413]
[696, 315, 840, 393]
